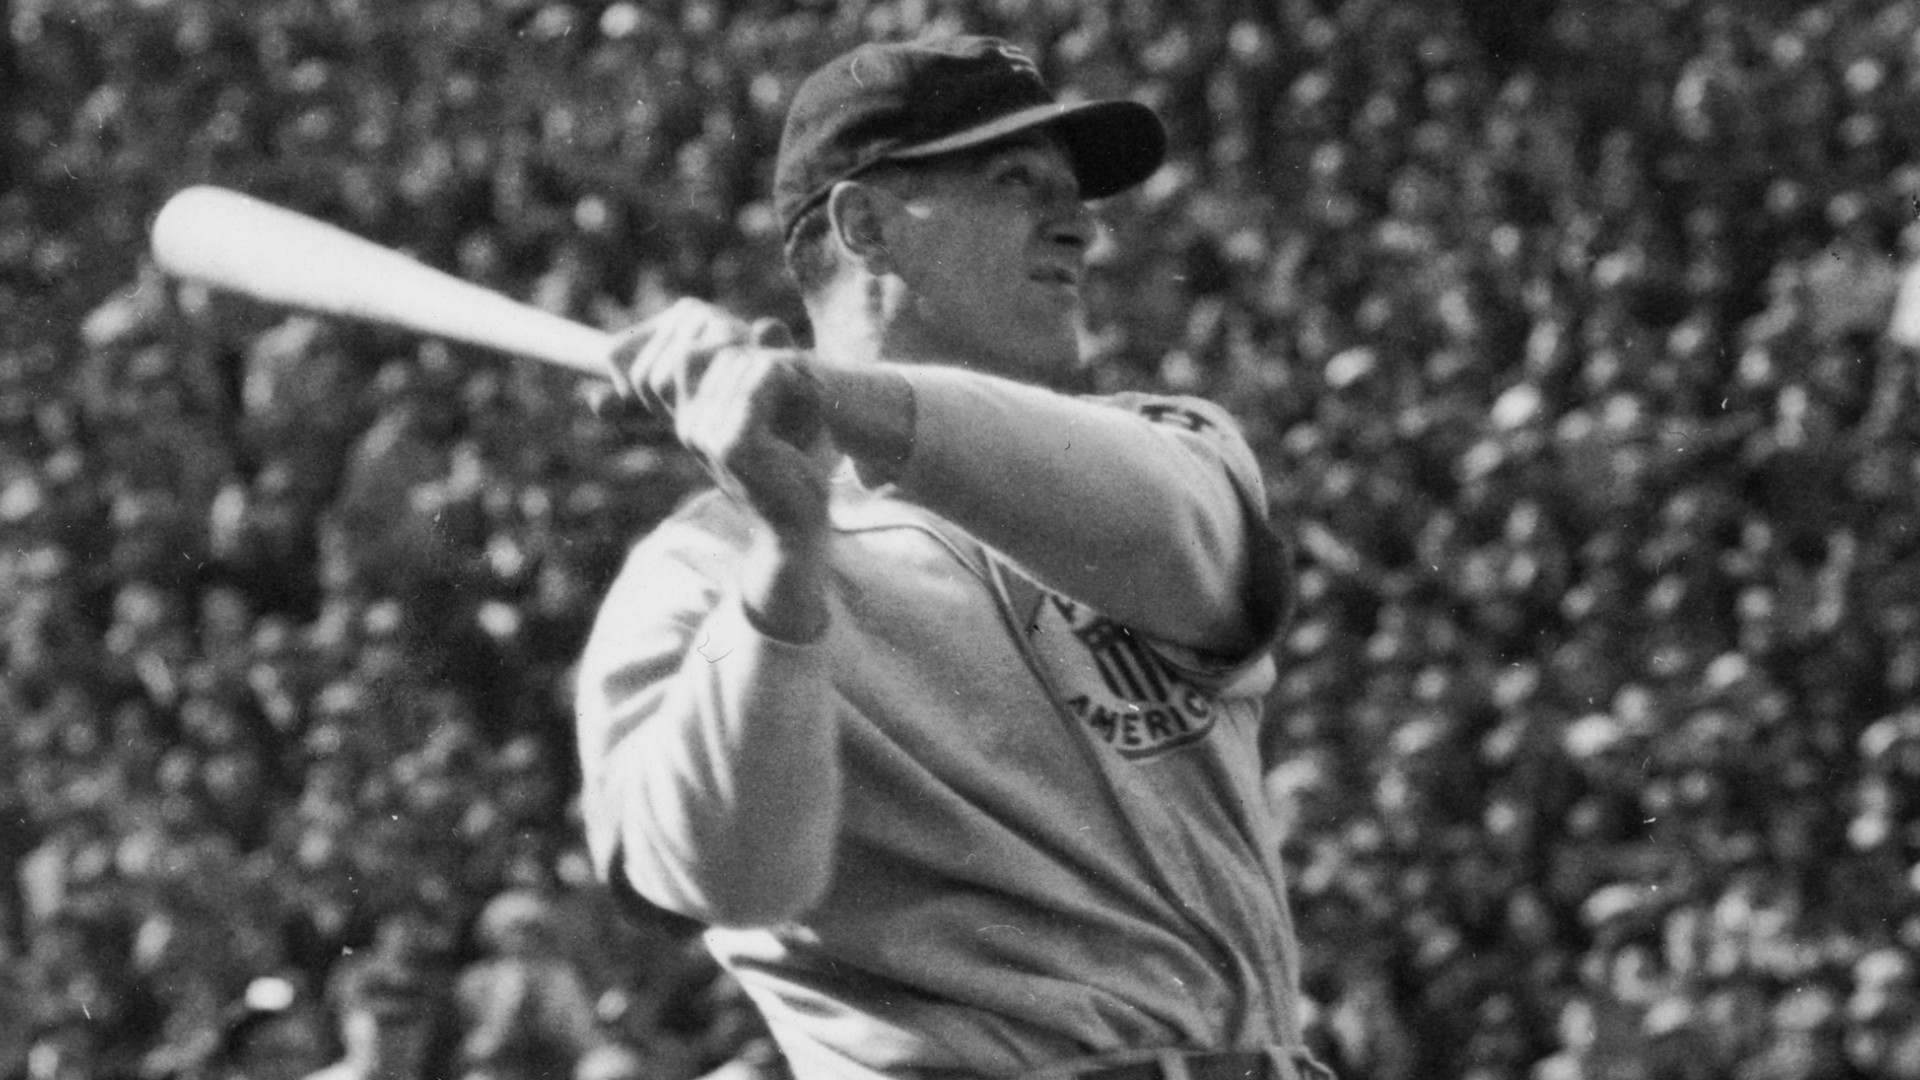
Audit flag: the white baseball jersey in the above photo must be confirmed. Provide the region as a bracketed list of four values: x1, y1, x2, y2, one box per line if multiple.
[576, 366, 1309, 1080]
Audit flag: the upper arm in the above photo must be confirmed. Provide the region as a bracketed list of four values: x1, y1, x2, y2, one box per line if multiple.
[574, 515, 724, 881]
[1094, 392, 1291, 656]
[888, 367, 1288, 652]
[573, 497, 843, 926]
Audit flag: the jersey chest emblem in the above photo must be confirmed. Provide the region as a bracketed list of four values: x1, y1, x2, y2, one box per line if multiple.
[1026, 593, 1219, 760]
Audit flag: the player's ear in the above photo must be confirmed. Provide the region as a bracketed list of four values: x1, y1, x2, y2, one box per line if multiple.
[826, 180, 892, 273]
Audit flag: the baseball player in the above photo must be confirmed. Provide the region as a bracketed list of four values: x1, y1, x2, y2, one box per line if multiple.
[575, 35, 1328, 1080]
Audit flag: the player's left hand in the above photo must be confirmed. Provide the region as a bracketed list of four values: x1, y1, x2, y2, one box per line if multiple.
[594, 297, 753, 417]
[599, 299, 832, 541]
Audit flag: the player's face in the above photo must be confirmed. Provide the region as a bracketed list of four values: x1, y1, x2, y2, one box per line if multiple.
[873, 136, 1094, 383]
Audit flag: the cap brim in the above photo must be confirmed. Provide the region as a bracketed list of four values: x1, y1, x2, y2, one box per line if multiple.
[885, 99, 1165, 200]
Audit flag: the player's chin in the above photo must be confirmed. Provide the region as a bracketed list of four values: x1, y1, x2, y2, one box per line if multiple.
[1016, 296, 1082, 345]
[968, 303, 1082, 381]
[1001, 332, 1083, 385]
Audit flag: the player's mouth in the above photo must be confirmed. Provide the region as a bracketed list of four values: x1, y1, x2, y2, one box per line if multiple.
[1030, 264, 1079, 291]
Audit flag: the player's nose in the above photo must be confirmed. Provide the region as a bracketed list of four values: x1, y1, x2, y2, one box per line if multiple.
[1045, 198, 1094, 255]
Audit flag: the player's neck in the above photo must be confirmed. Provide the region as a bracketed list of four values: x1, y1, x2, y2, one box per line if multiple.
[806, 276, 897, 368]
[808, 274, 1075, 386]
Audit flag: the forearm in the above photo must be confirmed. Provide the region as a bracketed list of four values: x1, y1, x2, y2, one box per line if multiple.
[739, 527, 832, 643]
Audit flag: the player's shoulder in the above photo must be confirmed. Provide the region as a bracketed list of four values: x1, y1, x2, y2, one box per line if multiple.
[1084, 389, 1245, 438]
[615, 487, 755, 581]
[1085, 389, 1274, 526]
[589, 488, 747, 635]
[1083, 390, 1263, 481]
[658, 486, 754, 537]
[635, 486, 754, 547]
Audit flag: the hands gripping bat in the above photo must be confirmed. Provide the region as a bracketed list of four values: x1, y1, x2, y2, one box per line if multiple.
[150, 185, 617, 378]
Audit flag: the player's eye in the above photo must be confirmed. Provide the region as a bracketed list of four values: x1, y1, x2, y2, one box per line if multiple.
[995, 163, 1037, 188]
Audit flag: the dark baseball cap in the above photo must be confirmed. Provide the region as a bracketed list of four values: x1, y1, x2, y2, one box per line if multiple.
[774, 35, 1167, 236]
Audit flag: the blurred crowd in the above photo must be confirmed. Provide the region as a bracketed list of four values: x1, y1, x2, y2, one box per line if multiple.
[6, 1, 1920, 1079]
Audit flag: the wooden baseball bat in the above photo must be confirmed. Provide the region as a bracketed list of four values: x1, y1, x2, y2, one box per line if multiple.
[150, 185, 615, 378]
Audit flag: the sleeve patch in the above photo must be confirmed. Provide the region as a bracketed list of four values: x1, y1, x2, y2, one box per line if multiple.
[1135, 402, 1216, 432]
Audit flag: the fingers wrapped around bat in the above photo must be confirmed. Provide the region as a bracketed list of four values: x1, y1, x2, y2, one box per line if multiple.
[594, 303, 799, 449]
[628, 300, 751, 415]
[674, 343, 831, 537]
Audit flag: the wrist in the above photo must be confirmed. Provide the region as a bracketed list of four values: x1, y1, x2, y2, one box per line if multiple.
[739, 528, 831, 644]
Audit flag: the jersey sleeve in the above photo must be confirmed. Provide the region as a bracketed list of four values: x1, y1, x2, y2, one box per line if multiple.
[1100, 390, 1294, 673]
[574, 495, 843, 927]
[890, 367, 1289, 660]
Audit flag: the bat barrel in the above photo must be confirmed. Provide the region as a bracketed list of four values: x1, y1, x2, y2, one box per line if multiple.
[151, 185, 617, 378]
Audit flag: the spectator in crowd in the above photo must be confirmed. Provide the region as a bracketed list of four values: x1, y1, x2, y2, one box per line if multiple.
[19, 1019, 104, 1080]
[191, 977, 335, 1080]
[1735, 984, 1867, 1080]
[1846, 950, 1920, 1080]
[302, 957, 444, 1080]
[454, 889, 606, 1080]
[573, 1044, 653, 1080]
[0, 964, 28, 1080]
